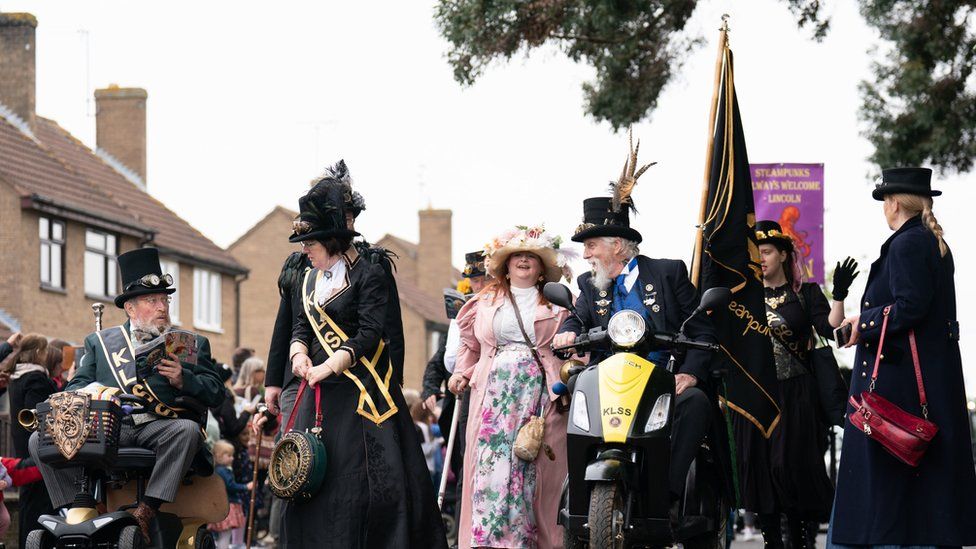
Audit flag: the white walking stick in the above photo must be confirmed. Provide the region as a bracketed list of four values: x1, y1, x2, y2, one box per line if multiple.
[437, 394, 462, 510]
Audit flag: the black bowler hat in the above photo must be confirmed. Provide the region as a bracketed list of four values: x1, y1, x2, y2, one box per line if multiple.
[462, 250, 487, 279]
[754, 220, 794, 251]
[872, 167, 941, 201]
[571, 197, 643, 243]
[114, 247, 176, 308]
[289, 160, 360, 243]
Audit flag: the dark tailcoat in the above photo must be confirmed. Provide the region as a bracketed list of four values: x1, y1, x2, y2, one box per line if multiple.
[831, 216, 976, 546]
[559, 256, 716, 382]
[266, 273, 304, 391]
[559, 255, 734, 500]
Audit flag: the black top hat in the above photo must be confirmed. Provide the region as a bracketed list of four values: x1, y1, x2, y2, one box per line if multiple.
[462, 250, 487, 278]
[289, 175, 360, 243]
[754, 220, 794, 250]
[571, 197, 642, 243]
[872, 167, 941, 201]
[114, 247, 176, 308]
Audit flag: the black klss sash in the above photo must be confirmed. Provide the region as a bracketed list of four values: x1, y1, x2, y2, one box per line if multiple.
[302, 269, 398, 425]
[94, 327, 183, 419]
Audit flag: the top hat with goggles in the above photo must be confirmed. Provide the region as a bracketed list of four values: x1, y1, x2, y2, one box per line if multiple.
[114, 247, 176, 308]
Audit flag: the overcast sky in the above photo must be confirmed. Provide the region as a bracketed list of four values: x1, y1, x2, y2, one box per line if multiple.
[4, 0, 974, 393]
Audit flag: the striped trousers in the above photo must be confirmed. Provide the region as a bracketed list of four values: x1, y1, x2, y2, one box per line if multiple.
[29, 418, 203, 509]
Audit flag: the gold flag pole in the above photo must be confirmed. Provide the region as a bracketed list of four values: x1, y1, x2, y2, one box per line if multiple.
[690, 14, 730, 287]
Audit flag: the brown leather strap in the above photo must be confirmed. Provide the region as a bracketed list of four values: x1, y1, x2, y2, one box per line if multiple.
[508, 290, 545, 371]
[508, 290, 548, 416]
[871, 305, 928, 417]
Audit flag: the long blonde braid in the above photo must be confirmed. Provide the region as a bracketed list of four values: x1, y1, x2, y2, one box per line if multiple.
[891, 193, 948, 257]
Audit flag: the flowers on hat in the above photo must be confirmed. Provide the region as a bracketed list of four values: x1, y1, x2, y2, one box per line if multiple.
[483, 224, 577, 281]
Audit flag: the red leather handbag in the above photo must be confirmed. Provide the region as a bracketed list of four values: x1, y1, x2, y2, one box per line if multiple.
[848, 306, 938, 467]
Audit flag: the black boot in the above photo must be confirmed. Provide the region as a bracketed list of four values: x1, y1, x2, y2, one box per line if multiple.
[786, 515, 815, 549]
[759, 513, 785, 549]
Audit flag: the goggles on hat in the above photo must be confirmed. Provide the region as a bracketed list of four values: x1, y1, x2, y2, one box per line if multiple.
[125, 273, 173, 292]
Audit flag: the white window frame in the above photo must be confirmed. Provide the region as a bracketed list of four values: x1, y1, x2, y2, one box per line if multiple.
[193, 268, 222, 332]
[159, 259, 180, 325]
[84, 229, 118, 299]
[39, 217, 65, 290]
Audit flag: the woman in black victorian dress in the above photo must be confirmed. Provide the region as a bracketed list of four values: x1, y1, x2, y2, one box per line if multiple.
[282, 165, 447, 548]
[754, 220, 853, 549]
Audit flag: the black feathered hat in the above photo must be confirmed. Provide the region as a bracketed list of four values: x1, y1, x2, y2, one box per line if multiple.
[755, 220, 794, 251]
[114, 247, 176, 308]
[289, 160, 360, 243]
[571, 129, 655, 244]
[872, 167, 941, 201]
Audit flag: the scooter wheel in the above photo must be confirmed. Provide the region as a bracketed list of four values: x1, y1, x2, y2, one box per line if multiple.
[25, 529, 52, 549]
[118, 525, 144, 549]
[589, 483, 626, 549]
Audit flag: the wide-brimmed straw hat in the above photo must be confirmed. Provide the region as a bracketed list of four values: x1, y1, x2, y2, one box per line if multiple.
[483, 225, 575, 283]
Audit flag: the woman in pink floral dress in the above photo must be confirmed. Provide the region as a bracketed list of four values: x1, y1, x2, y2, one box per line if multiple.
[449, 225, 574, 549]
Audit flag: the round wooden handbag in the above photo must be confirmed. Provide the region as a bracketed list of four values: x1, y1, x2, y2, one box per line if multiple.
[268, 380, 327, 502]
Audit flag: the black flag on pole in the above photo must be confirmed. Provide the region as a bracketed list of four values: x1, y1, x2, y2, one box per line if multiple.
[696, 44, 780, 437]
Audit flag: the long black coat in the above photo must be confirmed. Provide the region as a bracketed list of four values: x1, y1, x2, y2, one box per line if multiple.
[832, 216, 976, 546]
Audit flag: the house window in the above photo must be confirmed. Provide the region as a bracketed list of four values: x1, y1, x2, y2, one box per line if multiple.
[159, 259, 180, 324]
[193, 268, 221, 330]
[84, 229, 117, 298]
[39, 217, 65, 289]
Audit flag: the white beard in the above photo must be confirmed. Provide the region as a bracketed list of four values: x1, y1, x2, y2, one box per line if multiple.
[130, 319, 169, 344]
[589, 260, 613, 291]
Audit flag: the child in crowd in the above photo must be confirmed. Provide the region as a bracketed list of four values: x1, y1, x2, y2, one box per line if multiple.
[209, 440, 253, 549]
[0, 458, 12, 540]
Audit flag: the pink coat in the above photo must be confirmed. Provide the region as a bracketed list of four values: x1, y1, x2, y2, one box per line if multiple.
[455, 289, 569, 549]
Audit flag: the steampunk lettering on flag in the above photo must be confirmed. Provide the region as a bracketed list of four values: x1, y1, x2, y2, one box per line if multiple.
[751, 163, 825, 284]
[690, 34, 780, 438]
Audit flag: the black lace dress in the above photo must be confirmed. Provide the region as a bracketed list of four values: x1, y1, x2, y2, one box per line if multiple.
[763, 282, 834, 522]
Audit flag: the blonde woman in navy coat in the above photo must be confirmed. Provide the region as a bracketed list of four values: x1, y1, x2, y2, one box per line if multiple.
[828, 168, 976, 548]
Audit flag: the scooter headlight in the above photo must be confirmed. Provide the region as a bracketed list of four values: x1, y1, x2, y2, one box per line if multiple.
[572, 391, 590, 432]
[644, 393, 672, 432]
[608, 310, 646, 348]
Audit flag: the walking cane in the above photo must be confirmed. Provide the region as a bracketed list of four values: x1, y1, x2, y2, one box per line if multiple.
[437, 394, 462, 510]
[246, 405, 268, 549]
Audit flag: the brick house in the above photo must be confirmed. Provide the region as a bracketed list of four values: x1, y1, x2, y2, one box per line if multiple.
[0, 13, 248, 362]
[231, 206, 459, 390]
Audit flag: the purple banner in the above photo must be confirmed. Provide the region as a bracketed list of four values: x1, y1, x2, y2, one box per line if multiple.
[751, 163, 825, 284]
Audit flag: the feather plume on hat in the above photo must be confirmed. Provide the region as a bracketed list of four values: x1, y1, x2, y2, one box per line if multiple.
[609, 128, 657, 214]
[317, 159, 352, 185]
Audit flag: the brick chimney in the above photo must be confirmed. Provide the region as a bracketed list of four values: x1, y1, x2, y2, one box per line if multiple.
[417, 208, 453, 298]
[0, 13, 38, 130]
[95, 85, 148, 182]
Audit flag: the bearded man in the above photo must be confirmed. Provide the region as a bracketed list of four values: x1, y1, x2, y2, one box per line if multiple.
[29, 247, 224, 542]
[553, 194, 719, 505]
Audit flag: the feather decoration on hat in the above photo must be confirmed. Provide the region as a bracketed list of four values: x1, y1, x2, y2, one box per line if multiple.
[609, 128, 657, 213]
[302, 176, 351, 230]
[318, 159, 352, 184]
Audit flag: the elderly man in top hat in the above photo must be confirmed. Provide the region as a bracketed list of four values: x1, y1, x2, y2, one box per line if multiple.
[552, 141, 719, 507]
[30, 247, 225, 541]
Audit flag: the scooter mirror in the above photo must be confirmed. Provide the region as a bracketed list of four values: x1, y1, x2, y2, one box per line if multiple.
[543, 282, 575, 311]
[699, 287, 732, 312]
